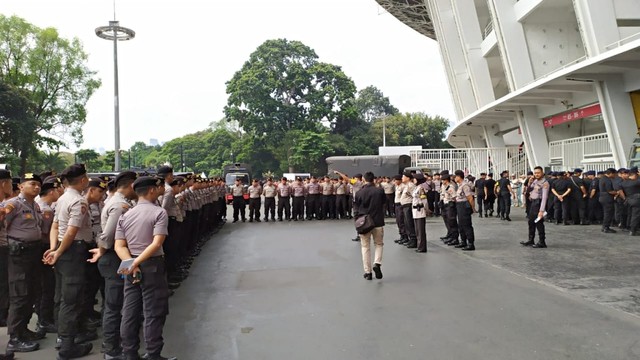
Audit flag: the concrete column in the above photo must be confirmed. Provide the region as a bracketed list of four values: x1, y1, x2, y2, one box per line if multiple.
[483, 125, 507, 148]
[487, 0, 535, 90]
[469, 134, 486, 148]
[595, 75, 638, 168]
[428, 0, 479, 117]
[573, 0, 620, 56]
[517, 106, 549, 168]
[450, 0, 495, 107]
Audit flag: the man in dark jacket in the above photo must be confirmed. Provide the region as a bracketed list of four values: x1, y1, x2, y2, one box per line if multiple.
[354, 172, 386, 281]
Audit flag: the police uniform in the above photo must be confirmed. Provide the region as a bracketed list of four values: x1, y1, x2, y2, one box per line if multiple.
[441, 173, 460, 245]
[569, 170, 587, 225]
[497, 173, 511, 220]
[551, 173, 571, 225]
[523, 175, 549, 248]
[433, 175, 442, 216]
[277, 180, 292, 221]
[116, 176, 171, 360]
[400, 174, 417, 248]
[291, 179, 306, 221]
[320, 179, 334, 220]
[248, 182, 263, 222]
[392, 176, 407, 244]
[305, 179, 320, 220]
[588, 171, 603, 224]
[615, 169, 630, 229]
[0, 170, 12, 328]
[474, 175, 486, 217]
[454, 172, 475, 250]
[51, 164, 95, 358]
[262, 181, 277, 221]
[620, 169, 640, 235]
[335, 180, 348, 219]
[483, 175, 496, 216]
[381, 179, 395, 217]
[230, 181, 247, 223]
[412, 175, 429, 253]
[5, 173, 44, 352]
[98, 171, 137, 357]
[599, 169, 617, 233]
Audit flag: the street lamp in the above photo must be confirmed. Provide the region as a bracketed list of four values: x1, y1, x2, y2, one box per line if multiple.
[95, 19, 135, 171]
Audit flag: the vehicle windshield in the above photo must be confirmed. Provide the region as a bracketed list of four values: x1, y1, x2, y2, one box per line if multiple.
[226, 173, 249, 186]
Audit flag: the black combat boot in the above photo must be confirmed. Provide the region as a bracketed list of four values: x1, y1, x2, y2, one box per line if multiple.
[532, 239, 547, 248]
[6, 336, 39, 353]
[454, 242, 467, 249]
[462, 242, 476, 251]
[520, 237, 535, 246]
[57, 337, 92, 360]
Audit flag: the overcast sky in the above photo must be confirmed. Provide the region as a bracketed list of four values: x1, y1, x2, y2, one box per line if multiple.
[2, 0, 455, 152]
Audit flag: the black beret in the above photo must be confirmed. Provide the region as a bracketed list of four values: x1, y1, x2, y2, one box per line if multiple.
[20, 173, 42, 184]
[630, 167, 639, 173]
[527, 171, 533, 176]
[619, 168, 629, 174]
[487, 173, 493, 177]
[12, 177, 20, 185]
[597, 171, 605, 175]
[585, 170, 596, 176]
[605, 168, 617, 174]
[392, 174, 402, 181]
[39, 171, 55, 180]
[133, 176, 163, 190]
[170, 176, 186, 186]
[454, 170, 465, 178]
[41, 176, 62, 191]
[574, 168, 583, 173]
[354, 173, 363, 179]
[114, 171, 137, 188]
[440, 170, 449, 175]
[88, 178, 108, 189]
[157, 166, 173, 176]
[414, 173, 425, 181]
[441, 173, 451, 181]
[402, 171, 413, 179]
[480, 172, 487, 176]
[61, 164, 87, 179]
[0, 169, 11, 180]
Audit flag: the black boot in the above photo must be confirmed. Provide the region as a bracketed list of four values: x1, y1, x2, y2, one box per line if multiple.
[532, 240, 547, 248]
[454, 242, 467, 248]
[446, 239, 460, 246]
[520, 238, 535, 246]
[462, 243, 476, 251]
[6, 336, 39, 353]
[57, 337, 93, 360]
[405, 240, 417, 249]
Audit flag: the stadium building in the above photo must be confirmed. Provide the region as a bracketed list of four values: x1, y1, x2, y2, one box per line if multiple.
[377, 0, 640, 172]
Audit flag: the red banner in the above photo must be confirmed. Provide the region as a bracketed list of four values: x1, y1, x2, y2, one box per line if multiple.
[543, 103, 601, 128]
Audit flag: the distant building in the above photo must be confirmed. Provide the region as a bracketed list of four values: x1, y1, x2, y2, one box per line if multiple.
[376, 0, 640, 170]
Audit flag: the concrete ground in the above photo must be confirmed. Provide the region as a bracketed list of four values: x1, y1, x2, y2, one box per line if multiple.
[3, 206, 640, 360]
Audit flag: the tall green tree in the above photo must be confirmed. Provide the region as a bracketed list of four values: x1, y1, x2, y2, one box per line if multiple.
[370, 113, 451, 149]
[75, 149, 101, 171]
[0, 15, 101, 173]
[0, 80, 36, 173]
[355, 85, 399, 122]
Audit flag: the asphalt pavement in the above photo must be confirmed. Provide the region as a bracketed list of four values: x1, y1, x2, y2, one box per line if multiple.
[3, 207, 640, 360]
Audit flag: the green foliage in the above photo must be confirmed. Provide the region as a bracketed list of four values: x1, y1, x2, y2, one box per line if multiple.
[355, 85, 399, 122]
[370, 113, 452, 149]
[75, 149, 102, 171]
[0, 15, 101, 174]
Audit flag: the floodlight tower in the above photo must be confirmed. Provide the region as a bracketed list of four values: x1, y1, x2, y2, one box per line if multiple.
[95, 16, 135, 171]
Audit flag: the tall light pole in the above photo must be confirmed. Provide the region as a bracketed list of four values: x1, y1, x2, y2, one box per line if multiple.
[95, 19, 135, 171]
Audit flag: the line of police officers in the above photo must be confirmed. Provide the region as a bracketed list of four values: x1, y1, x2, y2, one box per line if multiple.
[0, 164, 225, 360]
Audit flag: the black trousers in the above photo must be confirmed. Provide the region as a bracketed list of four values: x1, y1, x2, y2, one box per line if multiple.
[414, 217, 427, 251]
[484, 195, 495, 213]
[278, 196, 291, 220]
[249, 198, 261, 220]
[321, 195, 333, 219]
[0, 246, 9, 325]
[233, 196, 246, 221]
[476, 193, 485, 214]
[615, 199, 628, 228]
[264, 197, 276, 220]
[55, 241, 88, 339]
[121, 257, 169, 358]
[554, 198, 571, 223]
[498, 192, 511, 218]
[336, 195, 347, 219]
[402, 204, 417, 243]
[629, 203, 640, 232]
[163, 218, 180, 278]
[394, 203, 406, 238]
[427, 191, 436, 214]
[571, 196, 586, 224]
[82, 242, 102, 324]
[445, 203, 459, 240]
[7, 241, 41, 337]
[433, 193, 441, 216]
[33, 243, 55, 326]
[588, 197, 603, 222]
[306, 194, 319, 219]
[600, 197, 615, 229]
[385, 194, 395, 216]
[97, 249, 124, 353]
[528, 199, 545, 242]
[456, 202, 475, 244]
[292, 197, 305, 219]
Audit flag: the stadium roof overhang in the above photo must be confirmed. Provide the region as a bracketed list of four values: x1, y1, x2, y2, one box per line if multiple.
[447, 39, 640, 148]
[375, 0, 436, 40]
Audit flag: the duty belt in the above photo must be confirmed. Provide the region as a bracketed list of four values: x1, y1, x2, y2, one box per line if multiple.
[7, 236, 40, 246]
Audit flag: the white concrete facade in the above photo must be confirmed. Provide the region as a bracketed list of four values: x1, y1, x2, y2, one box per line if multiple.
[376, 0, 640, 170]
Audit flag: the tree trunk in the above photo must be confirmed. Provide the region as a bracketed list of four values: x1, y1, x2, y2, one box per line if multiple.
[18, 146, 29, 176]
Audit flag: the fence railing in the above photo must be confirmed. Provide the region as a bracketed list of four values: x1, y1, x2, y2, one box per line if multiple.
[411, 147, 529, 176]
[548, 133, 612, 170]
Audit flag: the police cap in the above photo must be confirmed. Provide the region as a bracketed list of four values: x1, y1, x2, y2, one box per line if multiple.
[115, 171, 137, 188]
[0, 169, 11, 180]
[574, 168, 583, 174]
[480, 172, 487, 176]
[597, 171, 605, 175]
[61, 164, 87, 180]
[133, 176, 163, 191]
[414, 173, 425, 181]
[41, 176, 61, 191]
[88, 178, 108, 189]
[630, 167, 639, 174]
[619, 168, 629, 174]
[157, 166, 173, 177]
[585, 170, 596, 176]
[170, 176, 186, 186]
[20, 173, 42, 184]
[402, 171, 413, 180]
[441, 173, 451, 181]
[39, 171, 55, 180]
[605, 168, 617, 174]
[454, 170, 465, 179]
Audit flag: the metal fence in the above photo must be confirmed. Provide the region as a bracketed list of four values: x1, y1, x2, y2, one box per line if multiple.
[410, 147, 530, 177]
[548, 133, 613, 170]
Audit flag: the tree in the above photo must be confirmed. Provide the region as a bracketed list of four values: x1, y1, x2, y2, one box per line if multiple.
[355, 85, 399, 122]
[75, 149, 101, 171]
[370, 113, 451, 149]
[34, 151, 70, 173]
[224, 38, 357, 138]
[0, 15, 101, 173]
[0, 80, 37, 173]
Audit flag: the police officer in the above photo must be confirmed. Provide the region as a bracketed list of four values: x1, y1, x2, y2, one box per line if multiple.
[262, 178, 277, 222]
[483, 173, 496, 217]
[599, 168, 618, 233]
[44, 164, 94, 358]
[90, 171, 137, 359]
[615, 168, 630, 230]
[569, 169, 588, 225]
[392, 175, 407, 245]
[248, 179, 262, 222]
[521, 166, 549, 248]
[0, 170, 13, 329]
[4, 173, 44, 353]
[442, 172, 461, 246]
[305, 176, 320, 220]
[335, 178, 348, 219]
[433, 173, 442, 217]
[497, 171, 512, 221]
[400, 171, 417, 249]
[475, 173, 486, 217]
[620, 167, 640, 236]
[381, 177, 395, 217]
[412, 173, 429, 253]
[34, 176, 61, 335]
[454, 170, 476, 251]
[114, 176, 176, 360]
[276, 177, 291, 221]
[320, 176, 334, 220]
[551, 172, 572, 225]
[230, 177, 247, 223]
[291, 177, 306, 221]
